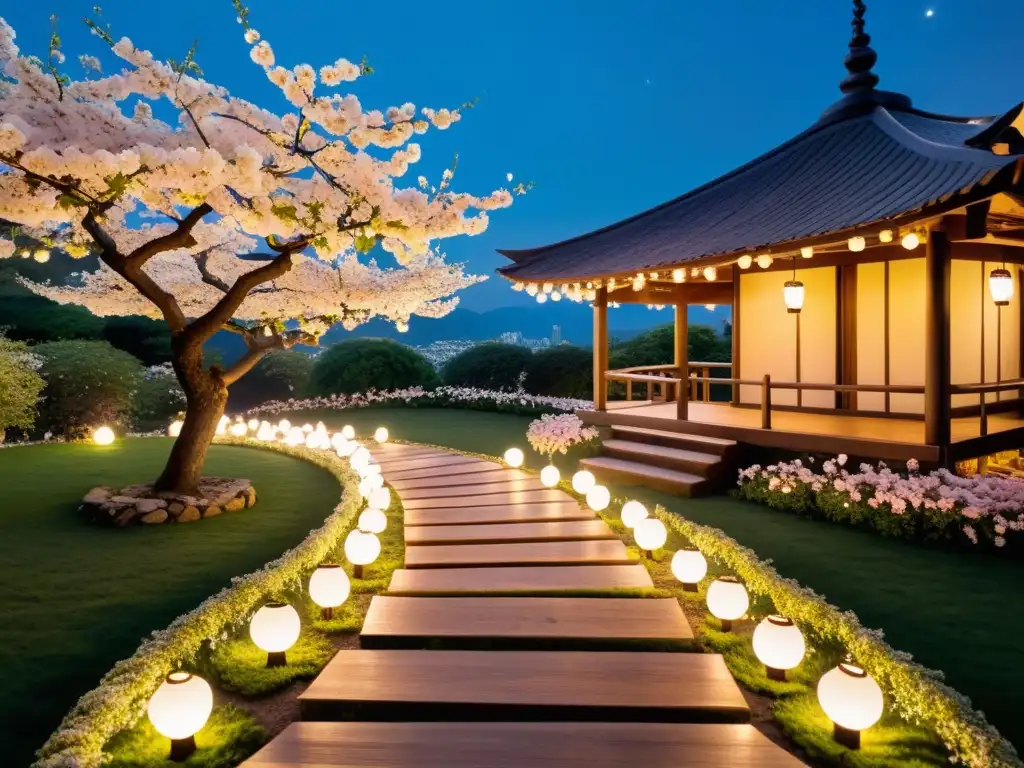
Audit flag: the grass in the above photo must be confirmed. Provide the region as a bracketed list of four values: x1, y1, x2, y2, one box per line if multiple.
[290, 406, 1024, 753]
[0, 438, 340, 767]
[210, 629, 337, 697]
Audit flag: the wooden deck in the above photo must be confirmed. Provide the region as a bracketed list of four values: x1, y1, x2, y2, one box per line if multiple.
[388, 564, 654, 594]
[401, 488, 569, 510]
[404, 538, 633, 568]
[405, 500, 591, 526]
[405, 519, 617, 545]
[398, 478, 549, 499]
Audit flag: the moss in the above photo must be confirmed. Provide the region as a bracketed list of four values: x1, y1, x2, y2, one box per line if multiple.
[774, 691, 950, 768]
[210, 628, 336, 697]
[102, 704, 267, 768]
[308, 592, 370, 634]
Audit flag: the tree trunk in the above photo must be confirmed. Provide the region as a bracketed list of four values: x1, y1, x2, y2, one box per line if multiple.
[154, 338, 228, 495]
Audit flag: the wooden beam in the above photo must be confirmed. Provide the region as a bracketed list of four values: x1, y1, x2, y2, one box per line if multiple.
[675, 304, 688, 419]
[593, 286, 608, 411]
[608, 282, 733, 306]
[838, 264, 858, 410]
[925, 223, 952, 452]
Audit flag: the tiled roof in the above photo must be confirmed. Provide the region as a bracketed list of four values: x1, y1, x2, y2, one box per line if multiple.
[498, 103, 1022, 282]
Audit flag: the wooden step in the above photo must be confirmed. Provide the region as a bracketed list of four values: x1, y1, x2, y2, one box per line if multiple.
[402, 488, 569, 510]
[388, 564, 654, 594]
[612, 425, 737, 456]
[406, 519, 616, 545]
[602, 439, 721, 477]
[399, 478, 548, 500]
[373, 444, 444, 458]
[405, 539, 633, 569]
[389, 468, 531, 490]
[360, 596, 693, 649]
[581, 456, 709, 497]
[373, 454, 481, 472]
[406, 501, 592, 527]
[386, 461, 505, 481]
[299, 650, 749, 723]
[243, 722, 808, 767]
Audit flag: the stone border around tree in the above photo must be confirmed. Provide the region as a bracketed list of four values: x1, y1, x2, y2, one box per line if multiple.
[80, 476, 257, 526]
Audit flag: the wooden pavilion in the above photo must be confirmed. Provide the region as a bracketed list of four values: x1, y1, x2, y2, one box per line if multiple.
[498, 1, 1024, 491]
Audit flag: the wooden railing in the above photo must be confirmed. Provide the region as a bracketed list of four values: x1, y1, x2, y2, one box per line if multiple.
[606, 362, 732, 404]
[951, 378, 1024, 436]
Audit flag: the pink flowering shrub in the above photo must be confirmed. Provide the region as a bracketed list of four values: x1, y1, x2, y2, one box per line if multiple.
[737, 455, 1024, 548]
[526, 413, 599, 457]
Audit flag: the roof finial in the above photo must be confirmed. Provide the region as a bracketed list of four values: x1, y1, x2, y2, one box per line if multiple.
[840, 0, 879, 94]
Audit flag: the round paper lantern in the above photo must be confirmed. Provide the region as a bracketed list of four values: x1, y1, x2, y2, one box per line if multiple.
[503, 447, 524, 468]
[277, 418, 291, 432]
[539, 465, 560, 487]
[706, 576, 749, 631]
[702, 266, 717, 282]
[571, 470, 596, 495]
[247, 418, 260, 431]
[285, 427, 305, 447]
[358, 476, 377, 499]
[817, 662, 884, 749]
[341, 425, 356, 439]
[359, 507, 387, 534]
[752, 615, 806, 680]
[736, 254, 753, 270]
[878, 229, 893, 243]
[783, 280, 805, 313]
[350, 446, 371, 470]
[671, 548, 707, 591]
[585, 484, 610, 511]
[990, 267, 1014, 306]
[800, 245, 814, 258]
[303, 431, 321, 449]
[215, 416, 230, 436]
[345, 528, 381, 578]
[634, 517, 667, 554]
[756, 254, 774, 269]
[230, 422, 248, 437]
[147, 672, 213, 759]
[901, 232, 920, 250]
[301, 423, 314, 433]
[308, 564, 351, 618]
[847, 236, 866, 252]
[337, 440, 356, 458]
[620, 500, 648, 528]
[374, 426, 389, 443]
[249, 602, 300, 666]
[168, 420, 183, 437]
[92, 426, 115, 446]
[369, 486, 391, 511]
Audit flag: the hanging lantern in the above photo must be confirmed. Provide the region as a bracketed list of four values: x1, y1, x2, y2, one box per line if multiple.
[632, 274, 645, 292]
[542, 282, 554, 294]
[752, 615, 806, 680]
[671, 548, 707, 592]
[989, 267, 1014, 306]
[736, 254, 753, 270]
[536, 293, 548, 304]
[551, 290, 562, 302]
[878, 229, 893, 243]
[705, 304, 716, 311]
[901, 232, 920, 250]
[702, 266, 717, 282]
[147, 672, 214, 761]
[756, 254, 773, 269]
[706, 576, 749, 631]
[800, 246, 814, 259]
[784, 280, 805, 313]
[847, 236, 866, 253]
[672, 268, 686, 283]
[649, 272, 659, 279]
[817, 662, 884, 749]
[620, 500, 648, 528]
[308, 564, 351, 619]
[249, 602, 301, 667]
[525, 283, 539, 296]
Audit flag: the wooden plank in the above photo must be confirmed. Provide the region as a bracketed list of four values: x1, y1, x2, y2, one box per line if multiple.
[373, 445, 447, 460]
[405, 539, 632, 568]
[375, 454, 482, 473]
[405, 501, 592, 527]
[402, 488, 570, 510]
[389, 468, 531, 490]
[385, 461, 505, 481]
[388, 564, 655, 594]
[243, 722, 808, 767]
[373, 451, 461, 466]
[299, 650, 749, 722]
[399, 479, 548, 500]
[360, 596, 693, 646]
[406, 519, 616, 545]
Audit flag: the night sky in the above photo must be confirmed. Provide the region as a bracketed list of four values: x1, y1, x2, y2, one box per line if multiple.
[6, 1, 1022, 316]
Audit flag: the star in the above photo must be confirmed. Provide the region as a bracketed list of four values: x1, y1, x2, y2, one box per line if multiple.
[925, 8, 934, 17]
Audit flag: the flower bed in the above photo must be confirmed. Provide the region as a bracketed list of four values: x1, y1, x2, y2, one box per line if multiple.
[525, 412, 599, 457]
[736, 455, 1024, 548]
[246, 385, 591, 419]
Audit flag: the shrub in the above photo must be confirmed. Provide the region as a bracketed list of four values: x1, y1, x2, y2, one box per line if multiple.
[311, 339, 439, 395]
[33, 340, 144, 437]
[102, 316, 173, 366]
[524, 345, 592, 397]
[0, 293, 105, 343]
[132, 364, 187, 431]
[228, 350, 314, 410]
[442, 342, 532, 390]
[0, 332, 45, 436]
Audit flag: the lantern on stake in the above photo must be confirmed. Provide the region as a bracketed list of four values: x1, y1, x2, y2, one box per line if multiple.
[620, 500, 648, 528]
[571, 470, 596, 495]
[308, 564, 351, 619]
[503, 447, 525, 468]
[634, 517, 667, 557]
[345, 528, 381, 579]
[540, 465, 560, 487]
[706, 576, 749, 631]
[752, 615, 805, 680]
[671, 548, 707, 592]
[817, 661, 884, 749]
[359, 506, 387, 534]
[147, 672, 214, 761]
[249, 602, 301, 667]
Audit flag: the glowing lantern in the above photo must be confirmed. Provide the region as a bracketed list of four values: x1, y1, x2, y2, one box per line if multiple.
[571, 470, 596, 495]
[525, 283, 539, 296]
[585, 484, 610, 511]
[536, 292, 548, 304]
[990, 268, 1014, 306]
[256, 425, 276, 441]
[542, 282, 554, 293]
[92, 426, 116, 446]
[147, 672, 213, 760]
[847, 236, 866, 252]
[878, 229, 893, 243]
[671, 548, 707, 592]
[34, 249, 50, 263]
[278, 419, 291, 432]
[702, 266, 717, 281]
[752, 615, 806, 680]
[285, 427, 305, 447]
[331, 433, 347, 451]
[308, 564, 351, 619]
[345, 528, 381, 578]
[374, 426, 389, 443]
[503, 447, 525, 468]
[247, 418, 260, 431]
[672, 268, 686, 282]
[249, 602, 300, 667]
[551, 290, 562, 301]
[706, 576, 749, 631]
[817, 662, 884, 749]
[304, 432, 322, 449]
[350, 446, 371, 471]
[359, 507, 387, 534]
[337, 440, 356, 458]
[300, 423, 312, 433]
[358, 476, 377, 499]
[901, 232, 920, 250]
[341, 425, 356, 439]
[736, 254, 753, 269]
[756, 254, 774, 269]
[800, 246, 814, 258]
[620, 500, 648, 528]
[369, 486, 392, 512]
[215, 416, 229, 436]
[230, 422, 248, 437]
[168, 420, 183, 437]
[634, 517, 667, 555]
[783, 280, 805, 313]
[540, 465, 560, 487]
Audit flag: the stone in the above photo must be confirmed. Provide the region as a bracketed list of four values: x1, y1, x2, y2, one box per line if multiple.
[83, 487, 113, 504]
[110, 495, 139, 504]
[140, 509, 168, 524]
[177, 506, 201, 523]
[167, 501, 185, 517]
[114, 507, 138, 527]
[135, 498, 167, 515]
[245, 487, 258, 507]
[224, 497, 246, 513]
[202, 505, 223, 518]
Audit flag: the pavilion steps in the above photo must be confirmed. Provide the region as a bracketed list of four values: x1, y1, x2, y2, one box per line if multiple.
[611, 426, 738, 456]
[580, 455, 710, 497]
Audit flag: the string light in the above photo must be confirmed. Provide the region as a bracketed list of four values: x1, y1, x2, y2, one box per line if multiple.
[800, 246, 814, 258]
[901, 231, 920, 250]
[673, 268, 686, 282]
[756, 254, 773, 269]
[702, 266, 717, 281]
[878, 229, 893, 243]
[737, 254, 753, 269]
[848, 236, 866, 252]
[536, 292, 548, 303]
[542, 282, 553, 293]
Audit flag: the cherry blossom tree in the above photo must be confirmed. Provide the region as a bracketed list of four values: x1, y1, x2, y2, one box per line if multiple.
[0, 5, 527, 493]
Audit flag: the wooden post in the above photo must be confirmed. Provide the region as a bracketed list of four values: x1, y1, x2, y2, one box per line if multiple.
[979, 396, 988, 437]
[675, 303, 688, 419]
[925, 226, 952, 450]
[761, 374, 772, 429]
[731, 271, 741, 405]
[593, 286, 608, 412]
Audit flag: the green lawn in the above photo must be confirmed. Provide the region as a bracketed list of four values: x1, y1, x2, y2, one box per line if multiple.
[294, 406, 1024, 752]
[0, 439, 340, 767]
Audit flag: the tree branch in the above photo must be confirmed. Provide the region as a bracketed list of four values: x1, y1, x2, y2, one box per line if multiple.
[195, 247, 231, 292]
[125, 202, 212, 266]
[221, 329, 315, 386]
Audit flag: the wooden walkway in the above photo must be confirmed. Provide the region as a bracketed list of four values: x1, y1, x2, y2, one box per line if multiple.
[242, 441, 806, 767]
